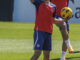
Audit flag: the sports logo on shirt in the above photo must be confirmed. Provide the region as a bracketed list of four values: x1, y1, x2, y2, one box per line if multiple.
[37, 44, 40, 48]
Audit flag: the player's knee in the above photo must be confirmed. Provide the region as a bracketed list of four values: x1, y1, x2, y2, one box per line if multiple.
[43, 51, 50, 60]
[60, 23, 66, 30]
[31, 50, 41, 60]
[34, 51, 41, 57]
[56, 22, 66, 30]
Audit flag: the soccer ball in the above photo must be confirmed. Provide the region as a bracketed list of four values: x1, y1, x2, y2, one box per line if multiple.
[61, 7, 72, 19]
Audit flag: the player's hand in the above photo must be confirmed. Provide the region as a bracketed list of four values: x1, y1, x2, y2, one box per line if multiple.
[53, 18, 64, 24]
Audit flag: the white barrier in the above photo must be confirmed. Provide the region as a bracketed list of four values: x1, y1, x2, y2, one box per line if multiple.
[69, 0, 80, 23]
[13, 0, 80, 23]
[13, 0, 35, 22]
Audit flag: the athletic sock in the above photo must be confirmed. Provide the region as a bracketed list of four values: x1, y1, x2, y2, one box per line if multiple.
[60, 51, 66, 60]
[65, 40, 70, 48]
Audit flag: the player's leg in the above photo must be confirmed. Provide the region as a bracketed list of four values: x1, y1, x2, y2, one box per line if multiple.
[31, 30, 45, 60]
[56, 21, 73, 52]
[31, 50, 41, 60]
[56, 22, 67, 60]
[65, 21, 74, 53]
[59, 22, 68, 52]
[43, 51, 50, 60]
[43, 33, 52, 60]
[56, 21, 73, 60]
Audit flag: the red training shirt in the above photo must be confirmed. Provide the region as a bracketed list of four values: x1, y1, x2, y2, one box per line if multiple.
[33, 0, 56, 34]
[51, 0, 69, 16]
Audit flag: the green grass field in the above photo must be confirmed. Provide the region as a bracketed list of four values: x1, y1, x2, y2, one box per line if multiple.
[0, 22, 80, 60]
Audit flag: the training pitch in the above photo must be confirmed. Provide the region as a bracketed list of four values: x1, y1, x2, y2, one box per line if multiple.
[0, 22, 80, 60]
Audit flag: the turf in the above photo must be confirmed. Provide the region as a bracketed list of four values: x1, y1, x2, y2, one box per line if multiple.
[0, 22, 80, 60]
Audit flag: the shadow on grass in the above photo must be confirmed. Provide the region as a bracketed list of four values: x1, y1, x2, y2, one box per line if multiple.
[51, 57, 80, 60]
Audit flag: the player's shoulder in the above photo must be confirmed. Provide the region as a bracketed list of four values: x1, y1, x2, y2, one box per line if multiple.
[50, 2, 56, 10]
[50, 2, 56, 8]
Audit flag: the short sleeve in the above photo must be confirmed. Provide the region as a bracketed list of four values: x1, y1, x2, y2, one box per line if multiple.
[53, 7, 57, 17]
[33, 0, 43, 6]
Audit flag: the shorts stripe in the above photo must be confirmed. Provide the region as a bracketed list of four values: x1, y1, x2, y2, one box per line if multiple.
[34, 30, 39, 48]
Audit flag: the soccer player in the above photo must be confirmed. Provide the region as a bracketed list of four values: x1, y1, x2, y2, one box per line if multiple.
[51, 0, 74, 60]
[30, 0, 68, 60]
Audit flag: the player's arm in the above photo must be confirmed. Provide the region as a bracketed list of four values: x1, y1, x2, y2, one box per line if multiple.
[53, 18, 63, 24]
[52, 7, 63, 24]
[53, 17, 69, 24]
[52, 7, 68, 24]
[30, 0, 43, 5]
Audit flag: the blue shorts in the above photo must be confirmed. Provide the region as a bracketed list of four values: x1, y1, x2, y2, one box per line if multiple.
[33, 30, 52, 51]
[66, 21, 69, 31]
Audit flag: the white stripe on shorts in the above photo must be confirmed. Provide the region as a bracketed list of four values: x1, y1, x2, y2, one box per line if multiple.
[34, 27, 39, 48]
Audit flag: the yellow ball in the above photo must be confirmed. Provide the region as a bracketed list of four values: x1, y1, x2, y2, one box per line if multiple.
[61, 7, 72, 19]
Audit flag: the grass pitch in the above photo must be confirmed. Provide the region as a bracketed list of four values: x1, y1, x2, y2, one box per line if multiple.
[0, 22, 80, 60]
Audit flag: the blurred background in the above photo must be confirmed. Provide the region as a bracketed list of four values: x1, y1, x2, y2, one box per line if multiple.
[0, 0, 80, 23]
